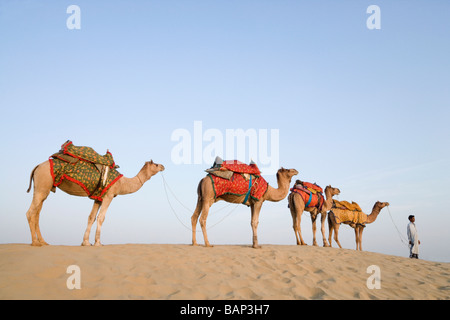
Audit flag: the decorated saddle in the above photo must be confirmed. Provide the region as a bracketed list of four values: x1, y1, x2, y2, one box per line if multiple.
[331, 199, 367, 227]
[206, 157, 268, 205]
[49, 141, 123, 201]
[290, 180, 324, 209]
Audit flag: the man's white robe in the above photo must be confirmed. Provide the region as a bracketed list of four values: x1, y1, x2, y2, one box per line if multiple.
[407, 222, 419, 255]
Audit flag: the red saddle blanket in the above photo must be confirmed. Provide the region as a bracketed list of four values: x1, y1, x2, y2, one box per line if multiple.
[218, 160, 261, 175]
[290, 185, 324, 209]
[209, 172, 268, 204]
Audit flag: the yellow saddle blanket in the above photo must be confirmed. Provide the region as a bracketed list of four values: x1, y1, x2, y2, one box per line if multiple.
[333, 200, 362, 212]
[332, 209, 367, 226]
[332, 200, 367, 226]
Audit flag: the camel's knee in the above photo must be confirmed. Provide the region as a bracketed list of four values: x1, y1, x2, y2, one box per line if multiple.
[191, 213, 200, 225]
[26, 205, 39, 223]
[87, 215, 96, 224]
[96, 215, 106, 225]
[199, 218, 207, 228]
[333, 232, 339, 241]
[26, 211, 33, 222]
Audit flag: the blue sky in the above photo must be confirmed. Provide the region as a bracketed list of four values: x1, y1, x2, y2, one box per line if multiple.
[1, 1, 449, 262]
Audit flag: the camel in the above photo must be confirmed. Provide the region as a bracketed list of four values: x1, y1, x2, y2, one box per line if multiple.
[25, 159, 165, 246]
[328, 201, 389, 251]
[288, 184, 340, 247]
[191, 167, 298, 248]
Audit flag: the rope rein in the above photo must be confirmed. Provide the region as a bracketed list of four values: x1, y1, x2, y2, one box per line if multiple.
[387, 206, 410, 247]
[160, 173, 242, 232]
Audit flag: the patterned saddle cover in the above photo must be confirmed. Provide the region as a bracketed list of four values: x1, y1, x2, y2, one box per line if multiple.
[331, 200, 367, 226]
[333, 199, 363, 212]
[52, 140, 117, 167]
[209, 173, 268, 205]
[49, 141, 123, 201]
[290, 180, 324, 209]
[207, 159, 268, 205]
[205, 159, 261, 179]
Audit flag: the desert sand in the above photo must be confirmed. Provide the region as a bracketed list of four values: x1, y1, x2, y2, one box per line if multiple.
[0, 243, 449, 300]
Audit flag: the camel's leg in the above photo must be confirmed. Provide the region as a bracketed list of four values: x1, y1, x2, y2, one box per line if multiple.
[82, 201, 101, 246]
[333, 224, 343, 248]
[34, 201, 49, 246]
[290, 209, 302, 245]
[199, 200, 213, 247]
[358, 227, 364, 251]
[251, 202, 263, 249]
[294, 212, 307, 245]
[26, 192, 50, 246]
[289, 194, 306, 245]
[25, 163, 53, 246]
[354, 227, 360, 250]
[289, 197, 299, 245]
[311, 212, 318, 246]
[191, 196, 202, 246]
[328, 213, 333, 247]
[320, 212, 330, 247]
[93, 196, 113, 246]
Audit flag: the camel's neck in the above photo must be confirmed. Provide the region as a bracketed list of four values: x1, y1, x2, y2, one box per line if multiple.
[320, 190, 334, 212]
[266, 175, 291, 202]
[366, 205, 382, 224]
[117, 167, 155, 195]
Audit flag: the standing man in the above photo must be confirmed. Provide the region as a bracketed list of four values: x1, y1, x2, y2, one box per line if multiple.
[407, 215, 420, 259]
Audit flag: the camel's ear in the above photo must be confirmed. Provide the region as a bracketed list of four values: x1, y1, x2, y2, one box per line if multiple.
[150, 159, 153, 164]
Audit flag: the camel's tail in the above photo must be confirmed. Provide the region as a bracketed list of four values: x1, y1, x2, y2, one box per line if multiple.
[27, 165, 39, 193]
[287, 192, 296, 212]
[327, 212, 331, 228]
[327, 212, 334, 239]
[197, 179, 203, 198]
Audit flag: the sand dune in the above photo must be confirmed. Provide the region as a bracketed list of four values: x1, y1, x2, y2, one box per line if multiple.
[0, 243, 449, 300]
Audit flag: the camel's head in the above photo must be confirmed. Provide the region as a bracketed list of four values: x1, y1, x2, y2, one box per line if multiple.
[144, 160, 165, 175]
[375, 201, 389, 209]
[277, 167, 298, 182]
[325, 185, 340, 197]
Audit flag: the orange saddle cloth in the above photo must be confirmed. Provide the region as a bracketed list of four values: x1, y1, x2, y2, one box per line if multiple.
[290, 180, 324, 209]
[209, 172, 268, 205]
